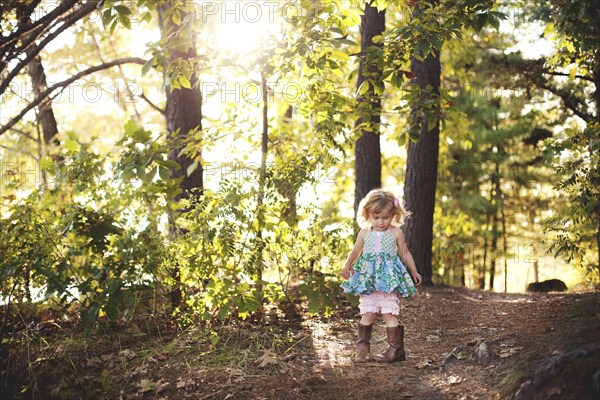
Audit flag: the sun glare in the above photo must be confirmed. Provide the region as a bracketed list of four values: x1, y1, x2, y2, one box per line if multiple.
[204, 1, 281, 56]
[215, 19, 265, 55]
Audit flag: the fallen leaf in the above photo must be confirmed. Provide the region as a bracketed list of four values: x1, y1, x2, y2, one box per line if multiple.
[415, 360, 432, 369]
[426, 335, 441, 342]
[119, 349, 136, 360]
[85, 357, 103, 367]
[452, 350, 469, 360]
[154, 380, 169, 393]
[499, 348, 519, 358]
[256, 348, 278, 368]
[292, 331, 305, 340]
[226, 368, 244, 377]
[176, 377, 195, 389]
[448, 375, 463, 385]
[138, 378, 157, 393]
[545, 386, 562, 396]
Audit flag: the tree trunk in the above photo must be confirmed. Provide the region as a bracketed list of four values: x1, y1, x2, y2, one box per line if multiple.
[158, 2, 204, 309]
[481, 215, 490, 290]
[353, 1, 384, 215]
[403, 0, 441, 286]
[489, 163, 501, 290]
[501, 194, 508, 292]
[16, 4, 60, 158]
[255, 72, 269, 296]
[278, 106, 298, 226]
[158, 2, 203, 201]
[28, 55, 59, 149]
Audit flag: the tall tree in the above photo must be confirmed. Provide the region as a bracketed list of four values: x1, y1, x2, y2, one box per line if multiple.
[157, 1, 204, 309]
[354, 1, 385, 214]
[403, 0, 441, 286]
[157, 2, 203, 200]
[514, 0, 600, 277]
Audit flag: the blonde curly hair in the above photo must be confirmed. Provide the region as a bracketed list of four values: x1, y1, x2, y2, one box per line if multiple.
[357, 188, 410, 229]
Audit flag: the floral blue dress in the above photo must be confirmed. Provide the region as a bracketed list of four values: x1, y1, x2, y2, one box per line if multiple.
[341, 230, 416, 298]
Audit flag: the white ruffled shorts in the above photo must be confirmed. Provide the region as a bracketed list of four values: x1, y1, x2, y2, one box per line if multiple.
[358, 291, 400, 315]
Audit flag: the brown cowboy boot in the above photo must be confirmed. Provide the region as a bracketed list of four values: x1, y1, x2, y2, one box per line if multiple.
[355, 323, 373, 362]
[373, 325, 406, 362]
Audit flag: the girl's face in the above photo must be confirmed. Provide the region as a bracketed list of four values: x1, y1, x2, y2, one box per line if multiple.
[368, 208, 394, 231]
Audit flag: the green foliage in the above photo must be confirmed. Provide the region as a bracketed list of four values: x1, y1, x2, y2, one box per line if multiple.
[544, 123, 600, 279]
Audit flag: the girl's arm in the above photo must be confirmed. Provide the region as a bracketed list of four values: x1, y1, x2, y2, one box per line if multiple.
[395, 229, 423, 286]
[341, 229, 366, 279]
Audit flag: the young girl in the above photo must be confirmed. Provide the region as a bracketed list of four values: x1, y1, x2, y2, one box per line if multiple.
[341, 188, 422, 363]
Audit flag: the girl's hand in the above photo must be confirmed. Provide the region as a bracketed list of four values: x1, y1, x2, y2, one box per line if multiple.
[341, 265, 353, 280]
[412, 272, 423, 286]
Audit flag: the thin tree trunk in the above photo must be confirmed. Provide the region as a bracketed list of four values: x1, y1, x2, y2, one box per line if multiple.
[481, 217, 489, 289]
[489, 163, 501, 290]
[501, 195, 508, 292]
[255, 72, 269, 296]
[354, 1, 384, 215]
[278, 106, 298, 226]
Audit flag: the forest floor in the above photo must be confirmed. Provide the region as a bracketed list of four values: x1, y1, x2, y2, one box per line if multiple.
[1, 286, 600, 400]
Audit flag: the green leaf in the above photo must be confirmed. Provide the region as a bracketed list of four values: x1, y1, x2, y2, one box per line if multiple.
[40, 156, 55, 171]
[141, 12, 152, 24]
[330, 50, 349, 62]
[172, 9, 181, 25]
[476, 13, 488, 31]
[102, 10, 114, 27]
[114, 5, 132, 15]
[340, 38, 358, 46]
[372, 35, 384, 44]
[157, 159, 181, 170]
[64, 139, 80, 153]
[187, 161, 198, 177]
[357, 81, 370, 96]
[124, 119, 138, 136]
[374, 80, 385, 95]
[427, 114, 438, 132]
[159, 167, 170, 181]
[81, 301, 101, 326]
[109, 19, 118, 34]
[141, 58, 154, 76]
[118, 14, 131, 30]
[488, 15, 500, 31]
[178, 75, 192, 89]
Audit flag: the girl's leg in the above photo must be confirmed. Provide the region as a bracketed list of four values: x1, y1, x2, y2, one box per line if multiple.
[360, 312, 377, 326]
[374, 313, 405, 362]
[355, 313, 376, 362]
[381, 313, 399, 327]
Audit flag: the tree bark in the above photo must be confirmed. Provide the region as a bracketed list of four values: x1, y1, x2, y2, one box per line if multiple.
[481, 214, 490, 289]
[158, 2, 204, 309]
[403, 11, 441, 286]
[28, 55, 59, 148]
[354, 1, 384, 215]
[15, 4, 60, 156]
[158, 2, 204, 201]
[489, 161, 501, 290]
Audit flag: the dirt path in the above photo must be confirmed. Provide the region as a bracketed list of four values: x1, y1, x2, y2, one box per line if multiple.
[240, 287, 600, 400]
[2, 287, 599, 400]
